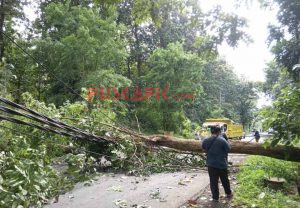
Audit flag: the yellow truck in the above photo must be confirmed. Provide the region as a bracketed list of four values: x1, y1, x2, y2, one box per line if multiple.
[200, 118, 244, 140]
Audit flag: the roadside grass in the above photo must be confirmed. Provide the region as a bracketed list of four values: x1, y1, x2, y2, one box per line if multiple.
[233, 156, 300, 208]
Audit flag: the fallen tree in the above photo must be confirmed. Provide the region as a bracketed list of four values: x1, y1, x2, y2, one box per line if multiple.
[145, 135, 300, 162]
[106, 125, 300, 162]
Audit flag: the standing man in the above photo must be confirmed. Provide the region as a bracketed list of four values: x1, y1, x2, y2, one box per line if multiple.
[254, 130, 260, 143]
[202, 126, 232, 202]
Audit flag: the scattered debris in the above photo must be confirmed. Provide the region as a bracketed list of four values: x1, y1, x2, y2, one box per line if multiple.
[159, 198, 167, 202]
[108, 185, 123, 192]
[100, 156, 112, 167]
[68, 194, 74, 199]
[149, 188, 167, 202]
[84, 180, 93, 186]
[191, 174, 198, 178]
[114, 199, 128, 208]
[130, 186, 138, 191]
[178, 177, 192, 185]
[149, 188, 160, 199]
[131, 204, 151, 208]
[188, 199, 198, 205]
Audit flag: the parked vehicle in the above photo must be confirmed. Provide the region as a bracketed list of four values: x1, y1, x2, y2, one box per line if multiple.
[200, 118, 244, 139]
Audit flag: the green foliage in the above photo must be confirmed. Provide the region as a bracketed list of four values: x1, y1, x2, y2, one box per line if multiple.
[184, 58, 258, 128]
[0, 139, 60, 208]
[260, 0, 300, 81]
[261, 84, 300, 146]
[106, 136, 205, 175]
[182, 119, 192, 138]
[234, 156, 300, 208]
[34, 1, 128, 104]
[233, 80, 258, 128]
[263, 61, 284, 98]
[64, 153, 98, 182]
[2, 0, 258, 134]
[0, 92, 207, 206]
[0, 0, 262, 204]
[140, 43, 204, 132]
[259, 0, 300, 145]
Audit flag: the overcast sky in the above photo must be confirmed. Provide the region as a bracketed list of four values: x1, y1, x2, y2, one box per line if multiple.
[200, 0, 278, 83]
[199, 0, 277, 107]
[24, 0, 276, 107]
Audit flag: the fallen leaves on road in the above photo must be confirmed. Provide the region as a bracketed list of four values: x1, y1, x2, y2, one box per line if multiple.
[68, 195, 74, 199]
[178, 177, 193, 185]
[114, 199, 128, 208]
[132, 204, 152, 208]
[149, 188, 160, 199]
[149, 188, 167, 202]
[108, 185, 123, 192]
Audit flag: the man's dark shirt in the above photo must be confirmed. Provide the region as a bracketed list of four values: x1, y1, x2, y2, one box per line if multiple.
[202, 135, 230, 169]
[222, 133, 228, 141]
[254, 131, 260, 138]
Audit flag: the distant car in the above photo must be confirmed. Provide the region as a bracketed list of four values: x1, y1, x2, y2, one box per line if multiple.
[268, 128, 274, 134]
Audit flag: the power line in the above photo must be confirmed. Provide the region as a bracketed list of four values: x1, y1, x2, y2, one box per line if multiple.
[0, 97, 112, 142]
[0, 124, 136, 163]
[0, 124, 111, 158]
[0, 113, 88, 141]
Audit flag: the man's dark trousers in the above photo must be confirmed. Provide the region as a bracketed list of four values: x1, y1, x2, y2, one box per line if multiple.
[208, 166, 231, 200]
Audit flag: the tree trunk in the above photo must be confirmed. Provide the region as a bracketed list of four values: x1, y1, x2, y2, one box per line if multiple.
[0, 0, 5, 61]
[127, 58, 131, 80]
[141, 135, 300, 162]
[108, 125, 300, 162]
[133, 25, 142, 77]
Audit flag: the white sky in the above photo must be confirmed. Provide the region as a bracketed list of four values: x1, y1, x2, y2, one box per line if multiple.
[23, 0, 275, 108]
[199, 0, 278, 83]
[199, 0, 277, 108]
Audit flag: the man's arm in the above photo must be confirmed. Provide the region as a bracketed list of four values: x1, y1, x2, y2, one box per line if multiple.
[223, 139, 230, 153]
[202, 139, 207, 151]
[222, 133, 228, 141]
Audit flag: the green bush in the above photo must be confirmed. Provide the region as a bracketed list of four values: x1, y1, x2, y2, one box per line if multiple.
[234, 156, 300, 208]
[0, 139, 60, 208]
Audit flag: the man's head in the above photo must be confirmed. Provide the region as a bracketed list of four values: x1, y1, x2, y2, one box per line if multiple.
[211, 126, 221, 136]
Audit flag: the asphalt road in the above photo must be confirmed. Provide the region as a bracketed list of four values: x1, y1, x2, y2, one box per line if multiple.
[45, 171, 210, 208]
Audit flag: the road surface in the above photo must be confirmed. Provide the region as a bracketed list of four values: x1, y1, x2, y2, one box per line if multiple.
[241, 131, 272, 143]
[45, 136, 258, 208]
[45, 170, 209, 208]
